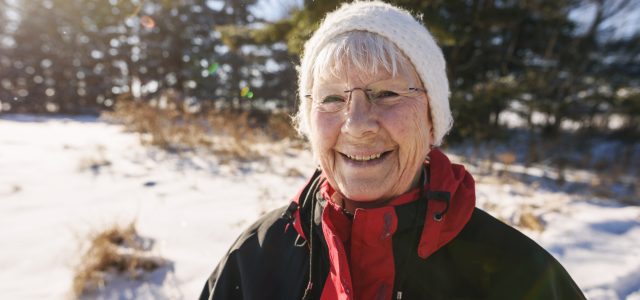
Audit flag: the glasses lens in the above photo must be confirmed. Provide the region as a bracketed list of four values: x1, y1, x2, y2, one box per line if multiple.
[369, 88, 400, 101]
[315, 95, 346, 112]
[367, 83, 405, 106]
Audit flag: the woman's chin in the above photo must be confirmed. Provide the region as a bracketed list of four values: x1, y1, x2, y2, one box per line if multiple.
[338, 185, 388, 202]
[344, 193, 382, 202]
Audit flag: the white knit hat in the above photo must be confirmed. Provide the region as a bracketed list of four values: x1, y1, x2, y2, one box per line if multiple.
[296, 0, 452, 146]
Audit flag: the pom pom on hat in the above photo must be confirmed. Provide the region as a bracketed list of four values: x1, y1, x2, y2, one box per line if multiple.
[297, 1, 453, 146]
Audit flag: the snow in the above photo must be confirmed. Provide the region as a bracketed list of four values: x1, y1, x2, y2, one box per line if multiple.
[1, 114, 639, 299]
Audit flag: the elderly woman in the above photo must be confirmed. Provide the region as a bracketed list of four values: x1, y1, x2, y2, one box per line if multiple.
[200, 2, 585, 300]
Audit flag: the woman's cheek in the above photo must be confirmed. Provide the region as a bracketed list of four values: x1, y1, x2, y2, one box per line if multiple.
[392, 102, 431, 191]
[310, 114, 338, 171]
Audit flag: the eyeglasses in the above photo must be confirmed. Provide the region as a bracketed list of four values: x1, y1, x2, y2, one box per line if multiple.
[304, 82, 426, 113]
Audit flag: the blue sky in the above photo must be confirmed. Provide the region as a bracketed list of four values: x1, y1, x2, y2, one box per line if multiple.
[251, 0, 303, 22]
[569, 0, 640, 40]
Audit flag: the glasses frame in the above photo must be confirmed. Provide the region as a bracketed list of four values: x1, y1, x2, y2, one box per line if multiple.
[304, 86, 427, 113]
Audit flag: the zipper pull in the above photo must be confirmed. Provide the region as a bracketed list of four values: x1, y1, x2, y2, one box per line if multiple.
[282, 201, 299, 221]
[396, 291, 403, 299]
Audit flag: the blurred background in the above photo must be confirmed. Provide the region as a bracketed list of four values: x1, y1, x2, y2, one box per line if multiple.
[1, 0, 639, 175]
[1, 0, 639, 299]
[2, 0, 640, 128]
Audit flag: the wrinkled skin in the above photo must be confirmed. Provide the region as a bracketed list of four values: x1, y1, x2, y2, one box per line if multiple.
[309, 64, 433, 212]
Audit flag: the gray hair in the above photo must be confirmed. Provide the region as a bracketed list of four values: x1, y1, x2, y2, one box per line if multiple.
[295, 31, 419, 136]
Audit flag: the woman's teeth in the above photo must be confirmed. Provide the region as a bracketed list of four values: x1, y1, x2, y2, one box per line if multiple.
[346, 153, 383, 161]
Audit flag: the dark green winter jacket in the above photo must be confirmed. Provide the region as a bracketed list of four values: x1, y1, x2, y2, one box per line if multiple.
[200, 149, 586, 300]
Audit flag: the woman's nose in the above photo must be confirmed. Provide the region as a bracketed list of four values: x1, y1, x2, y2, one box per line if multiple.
[341, 89, 379, 137]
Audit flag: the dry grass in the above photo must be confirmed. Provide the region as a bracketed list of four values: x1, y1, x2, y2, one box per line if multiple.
[77, 145, 111, 174]
[71, 222, 164, 298]
[496, 151, 517, 181]
[497, 152, 517, 165]
[517, 210, 545, 232]
[284, 167, 304, 178]
[104, 92, 302, 162]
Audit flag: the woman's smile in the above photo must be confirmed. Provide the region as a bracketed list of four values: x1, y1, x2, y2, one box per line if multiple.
[337, 149, 393, 167]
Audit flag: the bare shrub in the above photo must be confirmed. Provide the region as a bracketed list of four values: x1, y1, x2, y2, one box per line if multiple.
[204, 109, 261, 161]
[71, 222, 164, 298]
[104, 92, 303, 162]
[267, 112, 298, 141]
[110, 93, 196, 151]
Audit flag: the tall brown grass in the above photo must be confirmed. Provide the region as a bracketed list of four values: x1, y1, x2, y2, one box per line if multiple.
[104, 92, 302, 162]
[71, 222, 164, 298]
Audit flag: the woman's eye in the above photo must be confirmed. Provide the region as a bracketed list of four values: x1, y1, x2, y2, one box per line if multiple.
[321, 95, 345, 103]
[372, 90, 399, 99]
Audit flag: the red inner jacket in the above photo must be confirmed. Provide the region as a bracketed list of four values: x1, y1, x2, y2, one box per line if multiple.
[291, 148, 476, 300]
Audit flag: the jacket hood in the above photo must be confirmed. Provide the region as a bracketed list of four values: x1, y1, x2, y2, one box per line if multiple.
[417, 148, 476, 258]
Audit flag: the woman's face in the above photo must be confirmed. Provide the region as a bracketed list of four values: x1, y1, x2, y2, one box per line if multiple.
[309, 63, 433, 202]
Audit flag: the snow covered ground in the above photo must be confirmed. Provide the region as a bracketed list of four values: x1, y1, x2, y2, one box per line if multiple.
[1, 114, 639, 300]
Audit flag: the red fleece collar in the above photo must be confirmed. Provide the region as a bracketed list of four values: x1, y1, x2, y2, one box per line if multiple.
[291, 148, 476, 259]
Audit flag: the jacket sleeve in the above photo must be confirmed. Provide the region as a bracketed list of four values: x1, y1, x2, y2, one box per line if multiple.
[458, 209, 587, 300]
[517, 253, 586, 300]
[198, 206, 308, 300]
[489, 253, 586, 300]
[199, 203, 276, 300]
[199, 236, 245, 300]
[478, 213, 587, 300]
